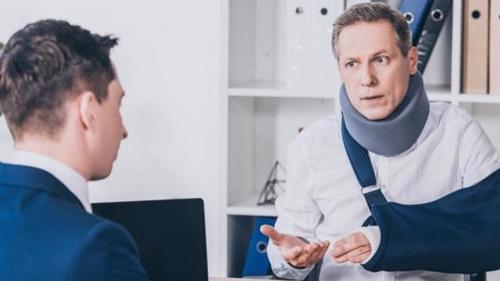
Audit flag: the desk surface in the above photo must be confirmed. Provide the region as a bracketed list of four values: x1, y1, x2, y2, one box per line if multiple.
[210, 277, 276, 281]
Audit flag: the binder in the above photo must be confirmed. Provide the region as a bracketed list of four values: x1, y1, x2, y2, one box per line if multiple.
[490, 0, 500, 94]
[398, 0, 434, 45]
[287, 0, 342, 91]
[287, 0, 312, 90]
[311, 0, 339, 91]
[241, 216, 277, 277]
[416, 0, 452, 73]
[462, 0, 489, 94]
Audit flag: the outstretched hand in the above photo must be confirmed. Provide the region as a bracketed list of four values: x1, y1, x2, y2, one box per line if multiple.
[260, 225, 330, 268]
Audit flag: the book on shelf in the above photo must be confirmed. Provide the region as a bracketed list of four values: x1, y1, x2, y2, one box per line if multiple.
[399, 0, 434, 46]
[490, 0, 500, 94]
[241, 217, 277, 278]
[462, 0, 489, 94]
[416, 0, 452, 73]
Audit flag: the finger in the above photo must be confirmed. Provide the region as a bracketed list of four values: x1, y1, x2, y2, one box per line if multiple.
[335, 245, 371, 264]
[282, 246, 303, 261]
[317, 241, 330, 259]
[332, 241, 350, 258]
[294, 248, 315, 267]
[333, 237, 349, 248]
[310, 241, 329, 260]
[291, 242, 321, 266]
[347, 245, 371, 260]
[305, 242, 320, 255]
[332, 233, 369, 258]
[350, 251, 371, 263]
[304, 241, 329, 264]
[292, 241, 331, 267]
[334, 232, 368, 247]
[309, 243, 327, 262]
[260, 225, 283, 245]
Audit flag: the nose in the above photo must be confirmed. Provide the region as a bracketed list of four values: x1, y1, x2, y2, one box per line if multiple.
[360, 64, 377, 87]
[122, 124, 128, 139]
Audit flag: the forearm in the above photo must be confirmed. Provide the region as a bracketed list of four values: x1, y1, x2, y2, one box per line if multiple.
[363, 169, 500, 273]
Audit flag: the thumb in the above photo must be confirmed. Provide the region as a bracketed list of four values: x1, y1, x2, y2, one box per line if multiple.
[260, 225, 283, 245]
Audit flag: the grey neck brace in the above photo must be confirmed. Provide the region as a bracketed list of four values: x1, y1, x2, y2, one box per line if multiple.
[340, 73, 430, 157]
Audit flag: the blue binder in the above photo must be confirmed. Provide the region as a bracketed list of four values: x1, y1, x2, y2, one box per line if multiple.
[398, 0, 434, 45]
[416, 0, 452, 73]
[241, 216, 277, 277]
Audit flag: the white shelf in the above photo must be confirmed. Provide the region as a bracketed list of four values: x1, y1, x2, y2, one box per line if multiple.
[229, 80, 286, 90]
[455, 94, 500, 104]
[228, 87, 500, 104]
[228, 88, 335, 99]
[227, 192, 277, 217]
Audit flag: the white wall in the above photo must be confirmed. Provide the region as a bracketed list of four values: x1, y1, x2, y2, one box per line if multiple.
[0, 0, 224, 275]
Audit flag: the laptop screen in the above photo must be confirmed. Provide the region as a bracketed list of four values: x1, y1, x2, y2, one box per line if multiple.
[92, 198, 209, 281]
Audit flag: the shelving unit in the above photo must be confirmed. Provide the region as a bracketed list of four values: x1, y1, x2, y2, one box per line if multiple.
[220, 0, 500, 277]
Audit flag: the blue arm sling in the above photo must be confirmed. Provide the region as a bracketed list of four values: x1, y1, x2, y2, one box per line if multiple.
[341, 116, 499, 275]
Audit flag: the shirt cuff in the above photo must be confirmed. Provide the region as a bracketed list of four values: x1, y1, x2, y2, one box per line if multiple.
[357, 226, 381, 265]
[267, 241, 314, 280]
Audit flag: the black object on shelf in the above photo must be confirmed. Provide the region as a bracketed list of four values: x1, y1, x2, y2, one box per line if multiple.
[257, 161, 286, 206]
[416, 0, 453, 73]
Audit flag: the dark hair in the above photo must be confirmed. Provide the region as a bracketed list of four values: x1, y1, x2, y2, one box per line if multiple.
[0, 19, 118, 138]
[332, 2, 411, 59]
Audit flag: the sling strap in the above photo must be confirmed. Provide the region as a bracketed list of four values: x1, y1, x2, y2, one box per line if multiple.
[341, 116, 387, 211]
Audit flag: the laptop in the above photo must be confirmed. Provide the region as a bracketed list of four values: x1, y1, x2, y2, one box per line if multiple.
[92, 198, 209, 281]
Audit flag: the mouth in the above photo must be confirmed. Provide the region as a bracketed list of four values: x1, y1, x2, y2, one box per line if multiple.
[361, 95, 384, 100]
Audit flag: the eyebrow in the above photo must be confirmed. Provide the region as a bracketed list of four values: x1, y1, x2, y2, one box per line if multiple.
[121, 91, 126, 98]
[344, 49, 390, 61]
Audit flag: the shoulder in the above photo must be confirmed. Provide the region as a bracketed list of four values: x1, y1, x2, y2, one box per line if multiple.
[291, 115, 341, 152]
[66, 217, 147, 281]
[78, 218, 138, 255]
[429, 102, 476, 130]
[43, 200, 138, 258]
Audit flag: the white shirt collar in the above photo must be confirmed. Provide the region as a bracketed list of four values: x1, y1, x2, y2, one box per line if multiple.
[4, 150, 92, 213]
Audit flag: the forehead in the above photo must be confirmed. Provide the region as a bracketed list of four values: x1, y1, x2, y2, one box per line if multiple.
[337, 20, 399, 58]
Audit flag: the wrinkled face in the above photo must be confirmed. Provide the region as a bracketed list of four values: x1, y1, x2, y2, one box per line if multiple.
[90, 78, 128, 180]
[337, 20, 417, 120]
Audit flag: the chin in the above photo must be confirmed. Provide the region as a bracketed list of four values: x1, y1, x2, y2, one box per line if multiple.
[361, 108, 392, 121]
[89, 167, 113, 181]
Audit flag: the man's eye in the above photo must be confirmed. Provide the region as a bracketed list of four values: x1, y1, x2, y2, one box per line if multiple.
[345, 61, 356, 68]
[375, 56, 389, 65]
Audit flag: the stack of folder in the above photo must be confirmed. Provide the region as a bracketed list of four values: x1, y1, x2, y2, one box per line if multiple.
[462, 0, 500, 95]
[397, 0, 453, 74]
[489, 0, 500, 94]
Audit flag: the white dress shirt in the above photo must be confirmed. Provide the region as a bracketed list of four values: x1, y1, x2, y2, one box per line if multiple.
[3, 150, 91, 213]
[268, 102, 500, 281]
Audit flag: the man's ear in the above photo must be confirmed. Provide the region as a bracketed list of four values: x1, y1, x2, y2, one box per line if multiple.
[407, 46, 419, 75]
[79, 91, 97, 131]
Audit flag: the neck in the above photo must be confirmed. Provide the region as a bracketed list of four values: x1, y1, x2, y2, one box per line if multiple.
[340, 72, 430, 157]
[14, 134, 90, 180]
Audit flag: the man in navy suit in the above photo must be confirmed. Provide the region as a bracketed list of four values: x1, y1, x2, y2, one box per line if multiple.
[0, 20, 148, 280]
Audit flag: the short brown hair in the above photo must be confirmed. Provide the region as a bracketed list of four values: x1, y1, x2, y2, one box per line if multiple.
[332, 2, 412, 59]
[0, 19, 118, 138]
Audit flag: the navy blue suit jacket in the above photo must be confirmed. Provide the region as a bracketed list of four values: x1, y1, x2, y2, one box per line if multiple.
[0, 163, 148, 281]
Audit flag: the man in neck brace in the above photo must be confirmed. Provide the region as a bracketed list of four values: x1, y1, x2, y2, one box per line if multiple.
[261, 2, 500, 281]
